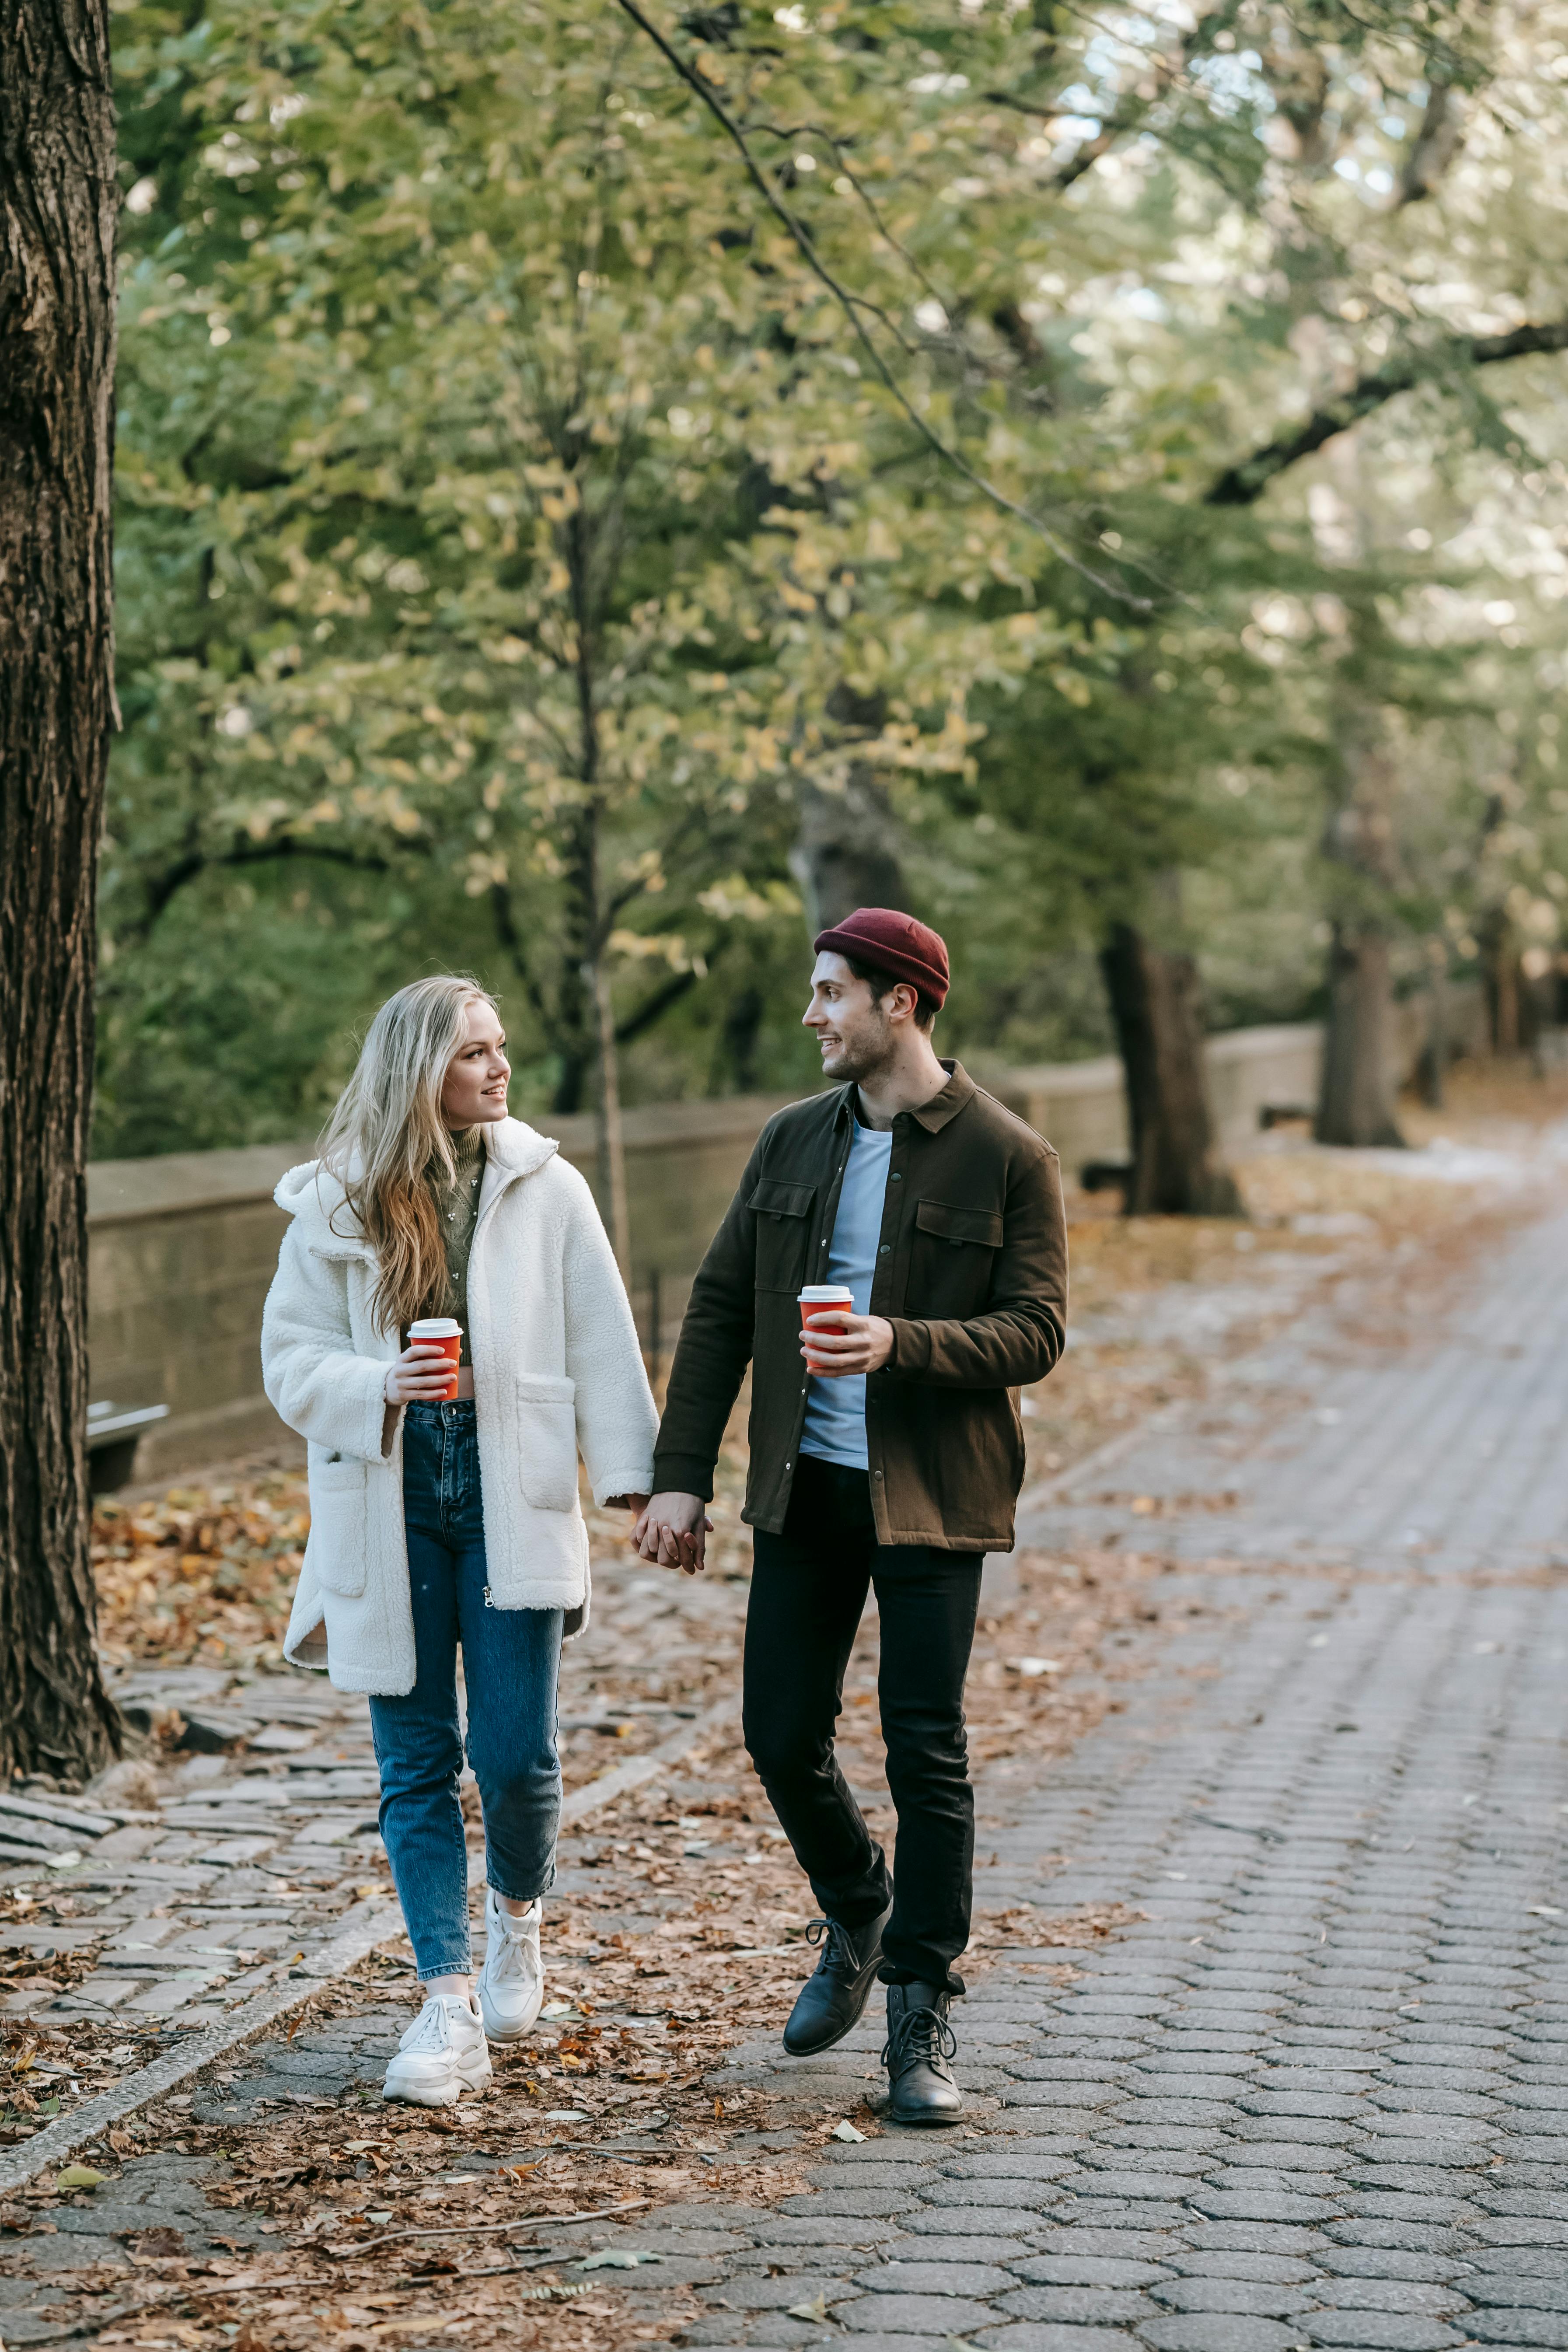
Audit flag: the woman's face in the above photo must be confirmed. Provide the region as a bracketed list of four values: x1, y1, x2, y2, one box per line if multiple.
[440, 1000, 510, 1130]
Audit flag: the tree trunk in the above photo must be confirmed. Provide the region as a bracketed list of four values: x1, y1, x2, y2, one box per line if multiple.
[1415, 950, 1448, 1109]
[1315, 925, 1405, 1146]
[1100, 921, 1244, 1216]
[1491, 942, 1519, 1054]
[1315, 677, 1407, 1148]
[789, 772, 906, 933]
[591, 958, 631, 1279]
[714, 982, 763, 1093]
[0, 0, 121, 1777]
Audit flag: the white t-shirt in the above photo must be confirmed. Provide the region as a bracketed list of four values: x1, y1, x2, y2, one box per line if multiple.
[799, 1117, 893, 1473]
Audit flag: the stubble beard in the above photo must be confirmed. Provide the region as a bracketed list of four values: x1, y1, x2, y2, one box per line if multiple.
[822, 1014, 897, 1090]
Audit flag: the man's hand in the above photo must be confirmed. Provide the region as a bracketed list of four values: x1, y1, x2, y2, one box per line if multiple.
[802, 1312, 895, 1378]
[632, 1491, 713, 1575]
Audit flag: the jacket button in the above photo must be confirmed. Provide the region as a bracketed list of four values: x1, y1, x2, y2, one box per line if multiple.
[879, 1244, 891, 1255]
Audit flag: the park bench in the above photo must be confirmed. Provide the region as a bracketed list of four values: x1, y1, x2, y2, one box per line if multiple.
[86, 1398, 169, 1496]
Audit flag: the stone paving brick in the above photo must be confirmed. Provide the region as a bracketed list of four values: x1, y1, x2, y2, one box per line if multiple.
[1297, 2318, 1465, 2349]
[836, 2291, 1003, 2332]
[1311, 2281, 1466, 2314]
[715, 2275, 853, 2310]
[1319, 2254, 1467, 2281]
[1462, 2321, 1568, 2351]
[1139, 2320, 1301, 2351]
[1015, 2258, 1175, 2287]
[749, 2214, 906, 2244]
[1148, 2278, 1307, 2315]
[996, 2287, 1165, 2328]
[852, 2262, 1018, 2295]
[879, 2235, 1037, 2262]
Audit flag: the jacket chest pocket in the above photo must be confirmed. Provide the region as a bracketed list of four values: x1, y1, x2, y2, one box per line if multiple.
[749, 1178, 816, 1295]
[910, 1198, 1004, 1316]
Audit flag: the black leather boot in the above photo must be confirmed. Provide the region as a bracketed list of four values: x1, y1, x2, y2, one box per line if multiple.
[882, 1980, 964, 2125]
[782, 1902, 893, 2056]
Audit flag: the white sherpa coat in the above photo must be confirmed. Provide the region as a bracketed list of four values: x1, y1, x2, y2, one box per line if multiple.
[261, 1118, 658, 1695]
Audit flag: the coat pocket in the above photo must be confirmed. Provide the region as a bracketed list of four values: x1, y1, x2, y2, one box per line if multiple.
[748, 1177, 815, 1295]
[914, 1199, 1005, 1249]
[516, 1373, 580, 1513]
[307, 1451, 370, 1597]
[910, 1197, 1004, 1319]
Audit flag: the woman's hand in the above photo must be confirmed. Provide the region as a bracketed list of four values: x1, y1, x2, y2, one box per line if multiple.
[632, 1492, 713, 1574]
[384, 1342, 457, 1405]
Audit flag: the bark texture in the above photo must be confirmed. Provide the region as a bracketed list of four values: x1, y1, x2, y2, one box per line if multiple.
[789, 772, 906, 934]
[1100, 921, 1244, 1217]
[1316, 926, 1405, 1147]
[790, 686, 906, 933]
[1314, 698, 1407, 1148]
[0, 0, 121, 1774]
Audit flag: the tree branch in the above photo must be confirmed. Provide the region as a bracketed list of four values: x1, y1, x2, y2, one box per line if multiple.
[115, 835, 398, 949]
[613, 963, 703, 1046]
[488, 880, 557, 1039]
[1206, 317, 1568, 506]
[609, 0, 1150, 608]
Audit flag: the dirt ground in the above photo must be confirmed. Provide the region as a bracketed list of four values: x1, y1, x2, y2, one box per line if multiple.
[8, 1062, 1564, 2349]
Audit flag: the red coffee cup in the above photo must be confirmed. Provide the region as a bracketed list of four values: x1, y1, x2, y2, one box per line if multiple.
[407, 1317, 462, 1401]
[799, 1285, 855, 1371]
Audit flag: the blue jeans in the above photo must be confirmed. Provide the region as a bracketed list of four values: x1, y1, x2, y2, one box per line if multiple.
[369, 1401, 564, 1981]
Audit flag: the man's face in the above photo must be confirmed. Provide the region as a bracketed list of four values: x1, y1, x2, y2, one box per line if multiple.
[803, 952, 894, 1083]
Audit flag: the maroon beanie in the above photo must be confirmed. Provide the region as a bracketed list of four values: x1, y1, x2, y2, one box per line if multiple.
[813, 907, 950, 1010]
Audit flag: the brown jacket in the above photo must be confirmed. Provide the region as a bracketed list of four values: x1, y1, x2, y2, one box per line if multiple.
[653, 1062, 1068, 1552]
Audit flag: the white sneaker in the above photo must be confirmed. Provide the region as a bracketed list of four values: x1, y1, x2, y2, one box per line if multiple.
[475, 1889, 544, 2042]
[382, 1993, 493, 2106]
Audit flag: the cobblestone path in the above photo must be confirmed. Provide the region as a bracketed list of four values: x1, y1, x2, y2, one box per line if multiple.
[609, 1201, 1568, 2351]
[0, 1579, 750, 2048]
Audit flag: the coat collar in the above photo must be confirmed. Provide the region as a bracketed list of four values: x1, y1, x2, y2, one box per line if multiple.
[276, 1119, 560, 1262]
[832, 1059, 975, 1137]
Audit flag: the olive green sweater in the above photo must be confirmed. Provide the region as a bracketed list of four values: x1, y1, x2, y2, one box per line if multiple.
[426, 1125, 485, 1364]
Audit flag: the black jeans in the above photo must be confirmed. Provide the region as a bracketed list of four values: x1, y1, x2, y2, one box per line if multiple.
[743, 1453, 982, 1996]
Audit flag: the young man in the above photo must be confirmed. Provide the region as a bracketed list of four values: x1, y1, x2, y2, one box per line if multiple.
[635, 909, 1067, 2122]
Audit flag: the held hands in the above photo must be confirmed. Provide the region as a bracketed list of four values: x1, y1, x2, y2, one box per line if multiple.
[384, 1341, 457, 1405]
[632, 1491, 714, 1576]
[803, 1310, 895, 1378]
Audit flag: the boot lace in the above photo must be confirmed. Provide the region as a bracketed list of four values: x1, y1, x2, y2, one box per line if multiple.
[882, 1998, 957, 2076]
[805, 1917, 861, 1979]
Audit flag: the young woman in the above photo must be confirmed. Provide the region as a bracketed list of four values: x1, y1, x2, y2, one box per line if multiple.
[262, 976, 657, 2106]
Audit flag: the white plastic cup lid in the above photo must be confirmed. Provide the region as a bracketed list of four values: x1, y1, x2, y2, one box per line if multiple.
[408, 1317, 463, 1337]
[798, 1286, 856, 1303]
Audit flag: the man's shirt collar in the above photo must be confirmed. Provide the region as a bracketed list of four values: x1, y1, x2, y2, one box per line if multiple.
[834, 1059, 974, 1136]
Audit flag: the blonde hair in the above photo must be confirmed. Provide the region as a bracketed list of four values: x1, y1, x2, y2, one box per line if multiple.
[318, 975, 497, 1336]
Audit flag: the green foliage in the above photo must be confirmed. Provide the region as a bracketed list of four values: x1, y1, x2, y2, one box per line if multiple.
[105, 0, 1568, 1156]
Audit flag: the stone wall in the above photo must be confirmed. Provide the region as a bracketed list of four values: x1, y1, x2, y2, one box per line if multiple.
[85, 1012, 1468, 1478]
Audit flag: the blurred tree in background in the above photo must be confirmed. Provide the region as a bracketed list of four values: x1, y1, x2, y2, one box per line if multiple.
[102, 0, 1568, 1193]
